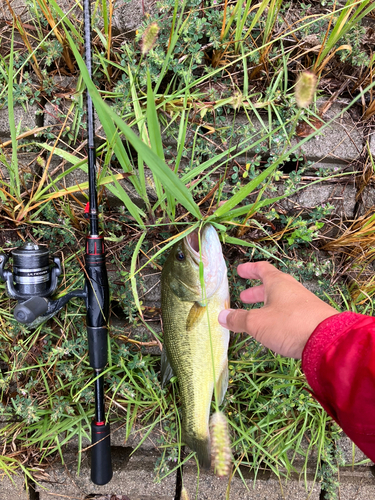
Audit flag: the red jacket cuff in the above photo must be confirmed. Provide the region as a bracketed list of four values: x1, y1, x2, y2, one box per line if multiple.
[301, 311, 375, 463]
[302, 311, 364, 394]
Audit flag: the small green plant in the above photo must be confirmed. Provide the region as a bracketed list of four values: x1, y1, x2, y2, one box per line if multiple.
[318, 432, 345, 500]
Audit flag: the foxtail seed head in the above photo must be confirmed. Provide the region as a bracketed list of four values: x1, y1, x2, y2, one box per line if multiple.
[210, 411, 232, 477]
[141, 22, 160, 55]
[181, 487, 190, 500]
[295, 71, 317, 108]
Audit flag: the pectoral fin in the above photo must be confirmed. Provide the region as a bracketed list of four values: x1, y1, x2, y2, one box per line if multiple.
[215, 360, 229, 405]
[161, 347, 174, 387]
[186, 302, 207, 331]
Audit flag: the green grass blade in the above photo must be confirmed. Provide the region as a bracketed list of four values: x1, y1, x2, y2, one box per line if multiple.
[65, 29, 201, 220]
[106, 176, 146, 228]
[242, 0, 271, 45]
[316, 0, 375, 66]
[147, 71, 174, 218]
[147, 72, 165, 161]
[128, 63, 149, 200]
[212, 162, 277, 218]
[62, 29, 137, 189]
[130, 231, 147, 318]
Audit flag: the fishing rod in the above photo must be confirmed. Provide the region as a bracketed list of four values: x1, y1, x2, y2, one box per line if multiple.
[0, 0, 112, 486]
[82, 0, 112, 485]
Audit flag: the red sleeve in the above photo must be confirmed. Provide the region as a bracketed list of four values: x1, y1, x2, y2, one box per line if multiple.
[302, 311, 375, 462]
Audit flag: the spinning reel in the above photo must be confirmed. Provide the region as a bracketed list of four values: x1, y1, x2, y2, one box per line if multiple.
[0, 243, 85, 327]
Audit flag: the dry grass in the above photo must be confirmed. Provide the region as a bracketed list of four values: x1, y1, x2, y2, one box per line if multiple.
[324, 208, 375, 304]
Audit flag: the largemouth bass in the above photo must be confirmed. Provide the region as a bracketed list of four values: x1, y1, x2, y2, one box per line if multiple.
[161, 224, 230, 468]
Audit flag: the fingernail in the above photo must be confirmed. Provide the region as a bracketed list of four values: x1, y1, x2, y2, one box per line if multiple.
[218, 310, 230, 327]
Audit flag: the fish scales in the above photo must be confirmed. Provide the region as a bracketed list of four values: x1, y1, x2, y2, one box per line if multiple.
[161, 225, 230, 468]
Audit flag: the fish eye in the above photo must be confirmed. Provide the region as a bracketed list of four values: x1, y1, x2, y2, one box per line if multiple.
[176, 251, 185, 261]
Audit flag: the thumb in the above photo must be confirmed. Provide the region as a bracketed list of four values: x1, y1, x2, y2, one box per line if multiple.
[218, 309, 251, 333]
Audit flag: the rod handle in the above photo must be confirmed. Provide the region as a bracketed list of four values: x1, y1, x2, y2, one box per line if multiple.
[91, 421, 112, 485]
[87, 326, 108, 370]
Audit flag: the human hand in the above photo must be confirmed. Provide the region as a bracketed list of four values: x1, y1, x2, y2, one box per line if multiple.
[218, 261, 338, 358]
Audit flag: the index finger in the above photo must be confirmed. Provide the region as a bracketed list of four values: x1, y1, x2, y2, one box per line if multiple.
[237, 261, 281, 282]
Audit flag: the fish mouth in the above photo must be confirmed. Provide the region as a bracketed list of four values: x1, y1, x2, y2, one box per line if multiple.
[184, 225, 224, 299]
[186, 228, 210, 266]
[186, 230, 201, 264]
[185, 225, 217, 265]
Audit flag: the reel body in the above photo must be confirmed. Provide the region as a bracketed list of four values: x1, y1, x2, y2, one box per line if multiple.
[0, 243, 84, 326]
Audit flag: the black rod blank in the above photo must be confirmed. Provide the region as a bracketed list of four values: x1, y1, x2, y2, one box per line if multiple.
[83, 0, 112, 485]
[83, 0, 99, 237]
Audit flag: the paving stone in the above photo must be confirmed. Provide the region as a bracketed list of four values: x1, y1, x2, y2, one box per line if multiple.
[0, 152, 65, 202]
[105, 169, 158, 208]
[0, 151, 35, 182]
[110, 0, 155, 35]
[55, 0, 83, 19]
[111, 317, 162, 356]
[334, 482, 375, 500]
[338, 435, 372, 465]
[339, 465, 375, 484]
[280, 182, 357, 217]
[181, 461, 321, 500]
[368, 132, 375, 158]
[217, 102, 362, 168]
[2, 0, 152, 38]
[292, 100, 363, 164]
[297, 183, 356, 216]
[0, 473, 28, 500]
[61, 421, 164, 459]
[1, 0, 102, 24]
[0, 104, 39, 143]
[43, 77, 79, 137]
[35, 450, 175, 500]
[138, 262, 161, 307]
[0, 97, 363, 210]
[359, 186, 375, 213]
[0, 0, 29, 22]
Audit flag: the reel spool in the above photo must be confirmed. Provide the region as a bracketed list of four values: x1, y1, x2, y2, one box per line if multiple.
[0, 243, 61, 324]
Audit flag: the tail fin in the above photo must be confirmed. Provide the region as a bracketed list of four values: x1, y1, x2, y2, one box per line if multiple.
[183, 429, 211, 469]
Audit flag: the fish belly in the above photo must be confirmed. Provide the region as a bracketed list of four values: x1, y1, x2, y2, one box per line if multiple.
[162, 282, 229, 467]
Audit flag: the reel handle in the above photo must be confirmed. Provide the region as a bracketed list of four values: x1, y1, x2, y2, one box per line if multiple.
[14, 297, 48, 324]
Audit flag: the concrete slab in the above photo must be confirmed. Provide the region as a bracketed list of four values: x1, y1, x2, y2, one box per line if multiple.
[181, 461, 321, 500]
[279, 182, 357, 217]
[220, 103, 362, 168]
[338, 435, 372, 465]
[0, 473, 28, 500]
[35, 450, 175, 500]
[335, 482, 375, 499]
[111, 0, 154, 35]
[0, 0, 29, 22]
[292, 100, 363, 164]
[0, 104, 38, 143]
